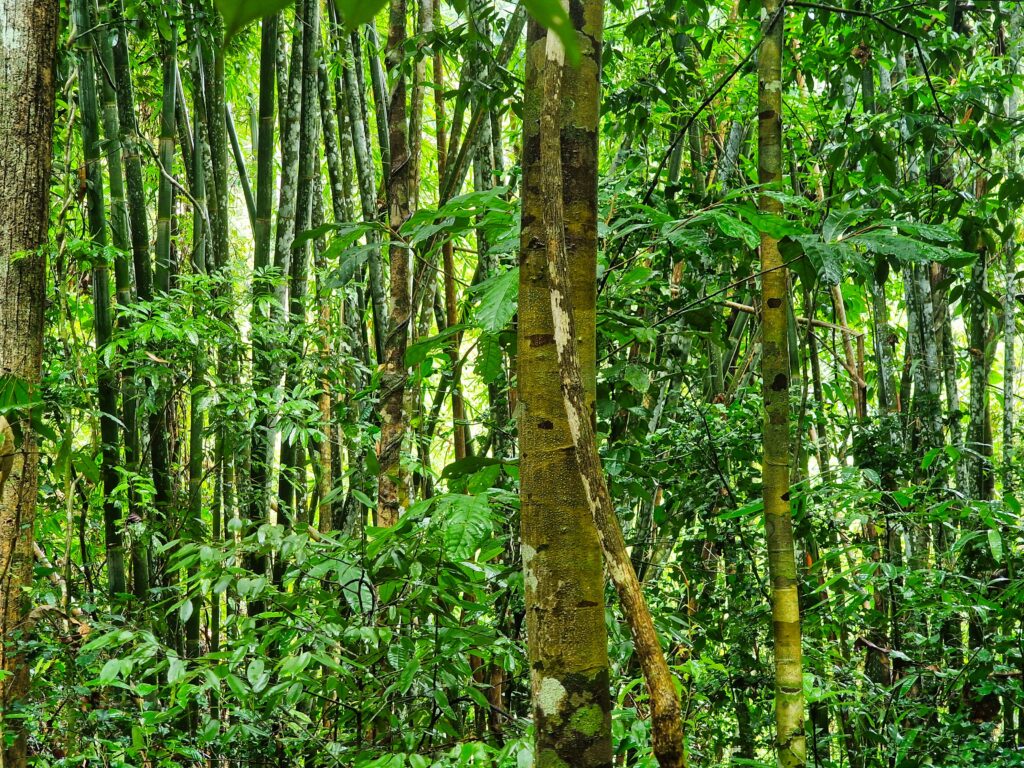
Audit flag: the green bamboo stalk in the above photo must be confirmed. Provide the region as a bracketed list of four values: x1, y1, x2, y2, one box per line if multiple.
[73, 0, 126, 597]
[757, 0, 806, 761]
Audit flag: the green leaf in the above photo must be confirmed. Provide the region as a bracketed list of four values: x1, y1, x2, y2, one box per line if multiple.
[987, 529, 1003, 563]
[167, 656, 186, 685]
[523, 0, 580, 65]
[718, 499, 764, 520]
[247, 658, 269, 692]
[442, 456, 504, 480]
[473, 268, 519, 334]
[334, 0, 390, 28]
[624, 364, 650, 393]
[214, 0, 292, 43]
[336, 562, 374, 614]
[436, 495, 493, 560]
[200, 718, 221, 742]
[475, 333, 504, 385]
[99, 658, 122, 684]
[406, 324, 466, 367]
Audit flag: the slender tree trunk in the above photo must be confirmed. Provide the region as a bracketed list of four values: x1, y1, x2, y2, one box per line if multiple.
[1006, 247, 1017, 490]
[0, 2, 59, 764]
[150, 0, 178, 552]
[758, 0, 806, 763]
[334, 20, 387, 363]
[366, 25, 391, 197]
[108, 0, 152, 599]
[271, 8, 305, 541]
[248, 13, 279, 611]
[968, 254, 994, 501]
[185, 59, 208, 723]
[377, 0, 413, 526]
[432, 13, 468, 462]
[74, 0, 127, 597]
[110, 0, 153, 304]
[278, 0, 320, 530]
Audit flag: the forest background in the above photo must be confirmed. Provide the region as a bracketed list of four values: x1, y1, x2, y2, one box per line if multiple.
[1, 0, 1023, 765]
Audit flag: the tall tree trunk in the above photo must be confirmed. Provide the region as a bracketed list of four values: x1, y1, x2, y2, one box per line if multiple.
[278, 0, 320, 530]
[248, 13, 279, 612]
[74, 0, 127, 597]
[1006, 248, 1017, 490]
[757, 0, 806, 762]
[334, 20, 387, 363]
[537, 13, 686, 766]
[271, 8, 305, 541]
[377, 0, 413, 526]
[108, 0, 152, 599]
[0, 2, 59, 764]
[968, 254, 994, 501]
[150, 0, 178, 552]
[518, 6, 617, 768]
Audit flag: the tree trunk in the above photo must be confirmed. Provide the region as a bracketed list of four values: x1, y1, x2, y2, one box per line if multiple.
[757, 0, 806, 762]
[0, 2, 59, 764]
[537, 13, 686, 766]
[73, 0, 127, 597]
[518, 6, 617, 768]
[377, 0, 413, 527]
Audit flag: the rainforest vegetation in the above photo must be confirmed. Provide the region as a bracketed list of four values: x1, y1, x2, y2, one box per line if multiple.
[1, 0, 1024, 764]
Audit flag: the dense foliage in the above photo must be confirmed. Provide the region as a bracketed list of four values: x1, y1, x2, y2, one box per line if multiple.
[1, 0, 1023, 765]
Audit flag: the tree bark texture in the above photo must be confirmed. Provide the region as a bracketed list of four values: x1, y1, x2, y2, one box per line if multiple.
[0, 2, 59, 764]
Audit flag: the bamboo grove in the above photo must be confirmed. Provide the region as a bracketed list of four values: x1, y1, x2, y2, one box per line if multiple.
[1, 0, 1024, 765]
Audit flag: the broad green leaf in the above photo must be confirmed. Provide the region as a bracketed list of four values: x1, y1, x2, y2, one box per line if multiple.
[334, 0, 390, 28]
[99, 658, 122, 684]
[167, 656, 186, 684]
[473, 268, 519, 334]
[336, 562, 374, 614]
[475, 332, 504, 385]
[214, 0, 292, 43]
[247, 658, 269, 692]
[435, 495, 493, 560]
[988, 529, 1003, 563]
[406, 324, 466, 367]
[624, 364, 650, 393]
[523, 0, 580, 65]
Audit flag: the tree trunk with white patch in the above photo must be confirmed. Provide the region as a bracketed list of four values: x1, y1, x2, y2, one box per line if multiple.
[518, 5, 615, 767]
[536, 12, 686, 768]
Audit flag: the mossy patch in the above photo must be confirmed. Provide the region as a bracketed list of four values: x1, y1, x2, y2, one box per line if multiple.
[536, 749, 571, 768]
[570, 703, 606, 737]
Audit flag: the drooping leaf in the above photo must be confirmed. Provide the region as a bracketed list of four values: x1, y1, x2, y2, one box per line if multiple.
[473, 268, 519, 334]
[214, 0, 292, 43]
[333, 0, 390, 28]
[475, 332, 504, 385]
[523, 0, 580, 65]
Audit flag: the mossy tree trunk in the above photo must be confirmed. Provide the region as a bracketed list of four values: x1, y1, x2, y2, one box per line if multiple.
[377, 0, 414, 527]
[518, 4, 615, 767]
